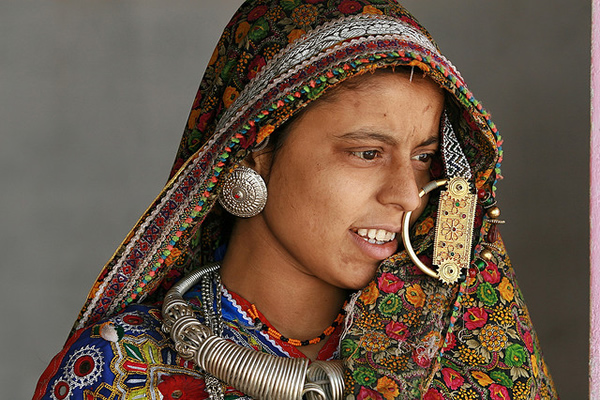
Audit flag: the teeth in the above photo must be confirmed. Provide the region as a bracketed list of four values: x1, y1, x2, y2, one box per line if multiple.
[376, 230, 387, 241]
[355, 228, 396, 244]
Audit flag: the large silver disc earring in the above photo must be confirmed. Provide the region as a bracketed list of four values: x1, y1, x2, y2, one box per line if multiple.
[218, 166, 268, 218]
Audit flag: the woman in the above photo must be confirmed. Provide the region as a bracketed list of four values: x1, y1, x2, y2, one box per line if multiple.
[34, 0, 557, 399]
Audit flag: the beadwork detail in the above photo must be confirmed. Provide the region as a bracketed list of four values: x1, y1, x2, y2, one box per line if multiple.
[247, 304, 347, 347]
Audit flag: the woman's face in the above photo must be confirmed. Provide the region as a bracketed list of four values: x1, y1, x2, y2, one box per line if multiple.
[254, 71, 444, 290]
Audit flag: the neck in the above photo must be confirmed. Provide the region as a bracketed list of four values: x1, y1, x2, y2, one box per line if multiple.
[220, 217, 348, 359]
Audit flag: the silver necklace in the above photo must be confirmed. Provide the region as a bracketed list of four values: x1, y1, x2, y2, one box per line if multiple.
[161, 263, 344, 400]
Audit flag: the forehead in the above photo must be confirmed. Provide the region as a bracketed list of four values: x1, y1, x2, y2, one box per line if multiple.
[317, 69, 443, 104]
[295, 70, 444, 124]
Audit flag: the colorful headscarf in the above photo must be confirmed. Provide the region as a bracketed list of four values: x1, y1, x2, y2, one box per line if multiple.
[71, 0, 556, 398]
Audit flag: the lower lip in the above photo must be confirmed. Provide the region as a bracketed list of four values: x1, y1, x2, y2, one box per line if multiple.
[350, 230, 398, 261]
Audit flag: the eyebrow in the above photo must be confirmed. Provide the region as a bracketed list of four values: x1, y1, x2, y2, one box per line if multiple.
[334, 130, 440, 148]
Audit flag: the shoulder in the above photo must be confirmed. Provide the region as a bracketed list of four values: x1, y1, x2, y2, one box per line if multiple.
[34, 303, 208, 400]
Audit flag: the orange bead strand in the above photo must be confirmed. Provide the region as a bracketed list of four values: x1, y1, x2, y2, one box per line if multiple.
[247, 303, 346, 347]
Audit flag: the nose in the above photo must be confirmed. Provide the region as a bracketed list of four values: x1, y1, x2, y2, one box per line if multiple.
[376, 162, 423, 212]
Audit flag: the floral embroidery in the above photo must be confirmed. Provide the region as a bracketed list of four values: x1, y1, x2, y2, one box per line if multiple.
[357, 386, 383, 400]
[375, 376, 400, 400]
[377, 272, 404, 293]
[359, 280, 379, 305]
[504, 343, 528, 367]
[464, 307, 488, 330]
[405, 283, 425, 308]
[291, 4, 318, 26]
[223, 87, 240, 109]
[338, 0, 362, 14]
[479, 324, 508, 352]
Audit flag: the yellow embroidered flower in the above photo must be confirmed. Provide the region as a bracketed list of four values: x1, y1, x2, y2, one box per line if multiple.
[405, 283, 425, 308]
[454, 387, 479, 400]
[491, 305, 514, 326]
[362, 5, 383, 15]
[380, 354, 408, 371]
[164, 248, 182, 266]
[291, 4, 318, 27]
[187, 109, 201, 130]
[223, 86, 240, 108]
[362, 331, 391, 352]
[512, 381, 532, 400]
[471, 371, 494, 386]
[262, 43, 282, 60]
[531, 354, 539, 377]
[355, 310, 384, 331]
[208, 46, 219, 66]
[265, 5, 285, 21]
[235, 21, 251, 44]
[498, 276, 514, 302]
[458, 346, 486, 365]
[288, 28, 307, 43]
[257, 124, 275, 144]
[376, 376, 400, 400]
[359, 280, 379, 305]
[542, 358, 550, 378]
[478, 324, 507, 352]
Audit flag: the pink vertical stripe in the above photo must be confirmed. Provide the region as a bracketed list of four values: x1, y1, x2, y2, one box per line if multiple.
[592, 0, 600, 397]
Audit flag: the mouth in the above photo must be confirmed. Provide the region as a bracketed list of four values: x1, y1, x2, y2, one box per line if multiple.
[352, 228, 397, 245]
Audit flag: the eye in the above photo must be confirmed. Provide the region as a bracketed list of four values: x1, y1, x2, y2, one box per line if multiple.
[351, 150, 381, 160]
[411, 153, 434, 163]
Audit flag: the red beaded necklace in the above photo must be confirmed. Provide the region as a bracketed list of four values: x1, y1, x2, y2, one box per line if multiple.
[247, 303, 347, 347]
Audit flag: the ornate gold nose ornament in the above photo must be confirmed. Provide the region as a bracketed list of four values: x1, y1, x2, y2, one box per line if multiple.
[400, 112, 477, 285]
[402, 177, 477, 284]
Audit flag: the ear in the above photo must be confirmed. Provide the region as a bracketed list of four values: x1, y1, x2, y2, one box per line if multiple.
[241, 146, 274, 182]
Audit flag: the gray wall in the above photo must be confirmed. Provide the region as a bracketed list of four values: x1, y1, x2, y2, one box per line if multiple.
[1, 1, 588, 398]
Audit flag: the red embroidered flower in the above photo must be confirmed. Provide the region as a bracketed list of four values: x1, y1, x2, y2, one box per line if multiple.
[337, 0, 362, 14]
[240, 125, 257, 149]
[463, 307, 488, 330]
[377, 272, 404, 293]
[385, 321, 409, 341]
[443, 331, 457, 350]
[357, 386, 383, 400]
[248, 55, 267, 80]
[441, 367, 464, 390]
[158, 375, 207, 400]
[523, 330, 534, 352]
[247, 5, 268, 22]
[412, 346, 432, 368]
[195, 110, 213, 132]
[489, 383, 510, 400]
[481, 262, 501, 284]
[423, 388, 444, 400]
